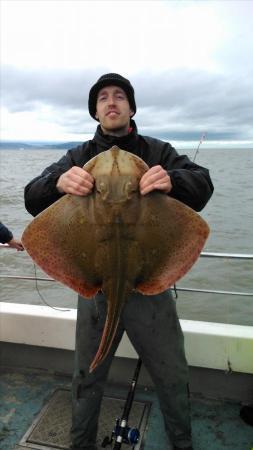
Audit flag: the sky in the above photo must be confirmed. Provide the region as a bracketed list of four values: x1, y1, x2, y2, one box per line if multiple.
[1, 0, 253, 148]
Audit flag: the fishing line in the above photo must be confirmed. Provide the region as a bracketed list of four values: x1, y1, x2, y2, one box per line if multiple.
[173, 284, 178, 299]
[33, 262, 71, 312]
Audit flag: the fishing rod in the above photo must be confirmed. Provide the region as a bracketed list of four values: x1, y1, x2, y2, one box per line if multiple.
[102, 358, 142, 449]
[192, 132, 206, 162]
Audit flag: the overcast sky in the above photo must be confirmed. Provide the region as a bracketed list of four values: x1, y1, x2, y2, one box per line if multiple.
[1, 0, 253, 147]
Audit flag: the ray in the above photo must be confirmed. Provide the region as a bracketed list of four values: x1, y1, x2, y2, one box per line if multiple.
[22, 146, 209, 372]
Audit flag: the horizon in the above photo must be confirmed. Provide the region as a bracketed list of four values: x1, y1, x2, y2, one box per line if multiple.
[0, 137, 252, 150]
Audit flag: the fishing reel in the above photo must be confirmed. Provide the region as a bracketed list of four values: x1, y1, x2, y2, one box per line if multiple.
[113, 418, 140, 446]
[101, 418, 140, 448]
[101, 358, 142, 449]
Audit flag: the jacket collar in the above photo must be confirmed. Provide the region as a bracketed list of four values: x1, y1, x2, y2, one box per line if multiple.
[92, 119, 139, 153]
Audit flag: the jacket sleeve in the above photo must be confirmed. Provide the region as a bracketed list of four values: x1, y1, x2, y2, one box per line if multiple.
[0, 222, 13, 243]
[162, 145, 214, 212]
[24, 150, 77, 217]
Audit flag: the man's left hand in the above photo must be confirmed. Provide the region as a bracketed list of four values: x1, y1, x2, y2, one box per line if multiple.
[139, 165, 172, 195]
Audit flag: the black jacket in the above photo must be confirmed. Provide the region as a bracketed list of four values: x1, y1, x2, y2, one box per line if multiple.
[24, 121, 213, 217]
[0, 222, 13, 243]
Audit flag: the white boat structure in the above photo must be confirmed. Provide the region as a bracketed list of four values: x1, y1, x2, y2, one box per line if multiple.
[0, 250, 253, 450]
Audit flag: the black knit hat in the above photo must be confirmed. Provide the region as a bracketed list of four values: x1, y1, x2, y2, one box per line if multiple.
[88, 73, 136, 120]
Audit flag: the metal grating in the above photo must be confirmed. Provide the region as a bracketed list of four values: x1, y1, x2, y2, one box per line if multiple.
[18, 388, 150, 450]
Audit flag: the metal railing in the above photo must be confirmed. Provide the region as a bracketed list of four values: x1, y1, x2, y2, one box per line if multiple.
[178, 252, 253, 296]
[201, 251, 253, 260]
[0, 249, 253, 297]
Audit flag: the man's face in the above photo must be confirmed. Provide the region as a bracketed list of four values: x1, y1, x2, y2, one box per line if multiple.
[95, 85, 134, 135]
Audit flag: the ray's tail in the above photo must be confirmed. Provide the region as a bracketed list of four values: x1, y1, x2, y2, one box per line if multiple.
[89, 281, 129, 373]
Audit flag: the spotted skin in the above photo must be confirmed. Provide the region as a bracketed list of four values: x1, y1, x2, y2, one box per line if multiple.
[22, 146, 210, 372]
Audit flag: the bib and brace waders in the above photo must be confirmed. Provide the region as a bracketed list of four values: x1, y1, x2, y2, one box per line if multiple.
[70, 290, 192, 450]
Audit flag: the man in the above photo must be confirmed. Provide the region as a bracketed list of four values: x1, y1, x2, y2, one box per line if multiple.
[24, 73, 214, 450]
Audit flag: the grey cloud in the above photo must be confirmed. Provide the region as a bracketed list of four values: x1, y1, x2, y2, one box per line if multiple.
[1, 66, 109, 112]
[1, 65, 252, 141]
[134, 70, 253, 140]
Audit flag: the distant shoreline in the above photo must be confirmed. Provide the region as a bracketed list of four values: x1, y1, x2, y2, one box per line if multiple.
[1, 146, 252, 151]
[0, 139, 253, 152]
[0, 141, 83, 150]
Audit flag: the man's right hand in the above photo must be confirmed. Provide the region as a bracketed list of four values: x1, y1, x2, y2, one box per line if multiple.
[56, 167, 94, 196]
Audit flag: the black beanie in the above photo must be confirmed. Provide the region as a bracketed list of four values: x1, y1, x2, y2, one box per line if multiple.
[88, 73, 136, 120]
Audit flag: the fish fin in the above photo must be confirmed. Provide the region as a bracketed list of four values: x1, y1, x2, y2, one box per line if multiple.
[135, 193, 209, 294]
[22, 194, 102, 298]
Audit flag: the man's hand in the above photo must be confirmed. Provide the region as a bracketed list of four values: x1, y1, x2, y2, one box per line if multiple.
[56, 167, 94, 196]
[139, 165, 172, 195]
[8, 238, 24, 251]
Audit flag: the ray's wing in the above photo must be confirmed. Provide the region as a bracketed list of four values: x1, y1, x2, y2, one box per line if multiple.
[135, 192, 210, 294]
[22, 194, 101, 298]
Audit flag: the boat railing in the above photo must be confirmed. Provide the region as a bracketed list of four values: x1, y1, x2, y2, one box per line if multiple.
[0, 248, 252, 297]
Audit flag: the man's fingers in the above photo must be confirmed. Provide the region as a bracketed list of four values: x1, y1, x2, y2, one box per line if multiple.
[140, 166, 172, 195]
[140, 165, 162, 183]
[68, 179, 93, 195]
[57, 167, 94, 195]
[71, 166, 94, 184]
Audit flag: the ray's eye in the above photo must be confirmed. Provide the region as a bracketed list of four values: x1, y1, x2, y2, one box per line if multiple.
[125, 181, 136, 198]
[97, 181, 107, 195]
[126, 181, 133, 192]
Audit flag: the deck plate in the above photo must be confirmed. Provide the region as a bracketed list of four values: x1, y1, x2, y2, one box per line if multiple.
[18, 388, 150, 450]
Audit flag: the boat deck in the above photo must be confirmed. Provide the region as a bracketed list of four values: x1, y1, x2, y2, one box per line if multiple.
[0, 367, 252, 450]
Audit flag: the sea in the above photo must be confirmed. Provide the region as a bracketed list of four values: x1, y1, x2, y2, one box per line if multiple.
[0, 146, 252, 326]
